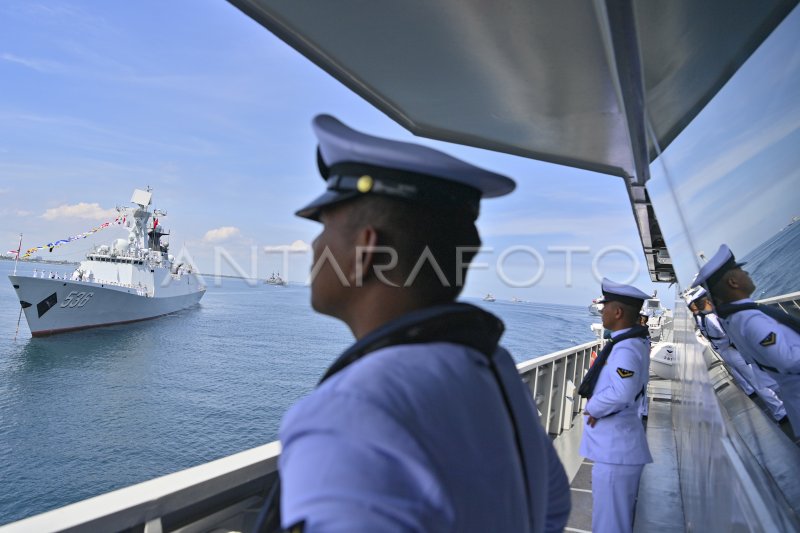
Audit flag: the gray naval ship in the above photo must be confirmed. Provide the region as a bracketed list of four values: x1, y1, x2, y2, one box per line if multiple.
[2, 1, 799, 532]
[9, 188, 205, 337]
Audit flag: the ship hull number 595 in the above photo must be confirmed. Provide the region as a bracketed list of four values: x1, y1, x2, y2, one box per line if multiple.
[60, 291, 94, 308]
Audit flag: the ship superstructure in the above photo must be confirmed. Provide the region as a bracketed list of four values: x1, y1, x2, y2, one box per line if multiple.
[9, 188, 205, 336]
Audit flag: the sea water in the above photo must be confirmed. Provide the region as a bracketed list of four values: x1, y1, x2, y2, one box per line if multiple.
[0, 261, 595, 524]
[2, 220, 798, 524]
[742, 219, 800, 300]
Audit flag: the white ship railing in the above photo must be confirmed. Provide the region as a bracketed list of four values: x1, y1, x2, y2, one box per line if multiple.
[758, 290, 800, 318]
[0, 340, 598, 532]
[517, 340, 599, 434]
[24, 269, 153, 296]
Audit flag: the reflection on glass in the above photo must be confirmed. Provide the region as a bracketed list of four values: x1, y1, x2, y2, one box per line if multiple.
[647, 6, 800, 293]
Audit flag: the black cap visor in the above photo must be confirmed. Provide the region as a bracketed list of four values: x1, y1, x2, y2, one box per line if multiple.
[295, 190, 361, 221]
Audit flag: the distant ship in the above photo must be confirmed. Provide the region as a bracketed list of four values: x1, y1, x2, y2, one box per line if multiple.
[641, 293, 673, 342]
[482, 293, 496, 302]
[8, 188, 205, 337]
[264, 272, 288, 286]
[588, 297, 602, 316]
[780, 215, 799, 231]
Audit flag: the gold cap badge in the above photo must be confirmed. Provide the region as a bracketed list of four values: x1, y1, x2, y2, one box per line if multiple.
[356, 175, 373, 193]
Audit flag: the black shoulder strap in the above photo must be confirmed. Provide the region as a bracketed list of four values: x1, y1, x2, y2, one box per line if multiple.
[578, 325, 648, 399]
[758, 305, 800, 335]
[319, 303, 503, 384]
[716, 302, 800, 335]
[715, 301, 757, 319]
[252, 477, 282, 532]
[700, 313, 725, 341]
[635, 386, 646, 401]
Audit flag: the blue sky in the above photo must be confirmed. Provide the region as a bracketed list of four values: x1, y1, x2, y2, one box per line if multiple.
[1, 1, 796, 304]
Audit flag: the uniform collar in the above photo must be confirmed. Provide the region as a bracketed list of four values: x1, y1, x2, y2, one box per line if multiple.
[611, 326, 632, 339]
[319, 303, 505, 384]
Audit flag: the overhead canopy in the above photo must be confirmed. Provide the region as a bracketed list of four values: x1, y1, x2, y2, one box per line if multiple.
[227, 0, 798, 282]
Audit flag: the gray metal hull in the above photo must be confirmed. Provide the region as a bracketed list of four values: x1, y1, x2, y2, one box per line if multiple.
[8, 275, 205, 336]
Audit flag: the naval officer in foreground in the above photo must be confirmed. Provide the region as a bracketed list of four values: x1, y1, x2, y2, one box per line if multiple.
[693, 244, 800, 438]
[277, 115, 570, 532]
[579, 278, 653, 533]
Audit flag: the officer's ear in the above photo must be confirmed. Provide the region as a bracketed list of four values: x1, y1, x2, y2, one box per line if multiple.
[351, 225, 379, 286]
[725, 270, 743, 290]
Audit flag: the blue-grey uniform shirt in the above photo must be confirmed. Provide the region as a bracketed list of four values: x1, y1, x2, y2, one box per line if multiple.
[279, 342, 570, 532]
[701, 312, 751, 367]
[580, 328, 653, 465]
[721, 298, 800, 428]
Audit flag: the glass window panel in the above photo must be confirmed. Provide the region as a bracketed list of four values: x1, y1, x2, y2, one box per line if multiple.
[646, 6, 800, 298]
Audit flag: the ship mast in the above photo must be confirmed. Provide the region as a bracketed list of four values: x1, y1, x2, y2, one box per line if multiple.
[129, 187, 153, 252]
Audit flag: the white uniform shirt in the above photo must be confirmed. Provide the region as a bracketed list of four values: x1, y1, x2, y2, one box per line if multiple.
[701, 312, 750, 367]
[279, 342, 571, 532]
[579, 328, 653, 465]
[721, 298, 800, 428]
[721, 299, 800, 373]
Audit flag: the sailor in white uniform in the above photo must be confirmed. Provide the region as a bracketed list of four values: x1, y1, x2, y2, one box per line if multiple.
[579, 278, 653, 533]
[691, 288, 786, 421]
[693, 244, 800, 437]
[274, 115, 571, 532]
[691, 287, 753, 394]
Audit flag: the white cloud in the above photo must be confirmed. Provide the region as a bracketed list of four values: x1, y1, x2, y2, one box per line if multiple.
[0, 52, 65, 74]
[263, 240, 311, 253]
[41, 202, 117, 220]
[203, 226, 241, 243]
